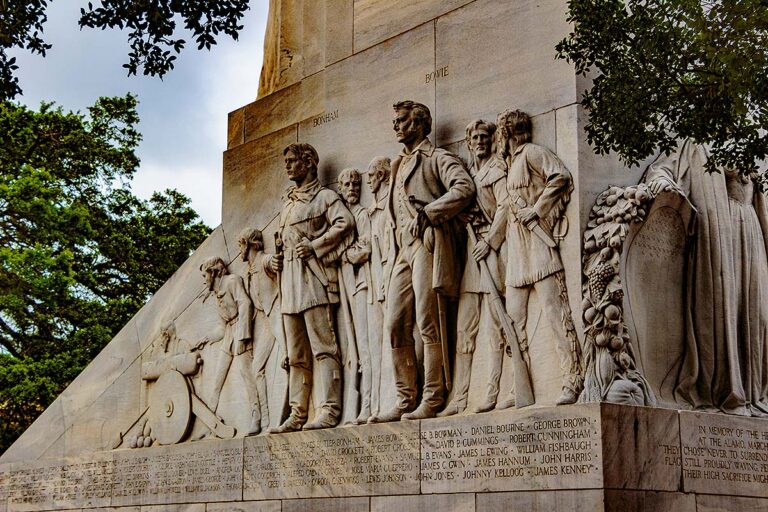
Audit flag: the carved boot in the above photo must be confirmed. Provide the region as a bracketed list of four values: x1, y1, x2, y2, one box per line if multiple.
[303, 358, 341, 430]
[368, 346, 418, 423]
[476, 348, 504, 412]
[246, 403, 261, 436]
[402, 343, 446, 420]
[555, 373, 583, 405]
[354, 359, 372, 425]
[496, 390, 516, 410]
[255, 375, 270, 431]
[555, 387, 580, 405]
[269, 366, 311, 433]
[438, 352, 473, 417]
[206, 352, 233, 413]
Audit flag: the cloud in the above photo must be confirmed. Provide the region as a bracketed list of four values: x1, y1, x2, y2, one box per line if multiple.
[9, 1, 268, 227]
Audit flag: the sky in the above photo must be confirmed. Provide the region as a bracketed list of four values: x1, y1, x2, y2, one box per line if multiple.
[10, 1, 270, 227]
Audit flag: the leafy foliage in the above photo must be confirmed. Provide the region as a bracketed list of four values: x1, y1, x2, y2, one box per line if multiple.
[0, 1, 52, 100]
[557, 0, 768, 178]
[0, 0, 250, 100]
[0, 96, 210, 453]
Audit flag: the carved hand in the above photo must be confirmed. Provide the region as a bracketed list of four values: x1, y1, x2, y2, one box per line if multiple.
[408, 210, 431, 238]
[472, 238, 491, 261]
[516, 207, 538, 228]
[648, 177, 675, 196]
[296, 238, 315, 260]
[407, 217, 421, 238]
[269, 253, 283, 273]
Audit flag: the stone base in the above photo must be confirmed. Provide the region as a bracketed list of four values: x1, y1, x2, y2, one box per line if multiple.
[2, 403, 768, 511]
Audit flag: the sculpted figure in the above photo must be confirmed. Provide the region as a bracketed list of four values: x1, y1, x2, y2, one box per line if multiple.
[365, 156, 394, 415]
[497, 109, 582, 405]
[338, 168, 377, 424]
[440, 119, 509, 416]
[370, 100, 475, 422]
[269, 143, 355, 432]
[643, 140, 768, 416]
[199, 256, 257, 428]
[238, 228, 287, 434]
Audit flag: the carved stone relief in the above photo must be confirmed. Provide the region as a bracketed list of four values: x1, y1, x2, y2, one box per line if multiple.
[642, 141, 768, 416]
[623, 191, 695, 407]
[580, 183, 658, 407]
[582, 138, 768, 419]
[269, 143, 354, 432]
[117, 103, 732, 448]
[369, 100, 475, 423]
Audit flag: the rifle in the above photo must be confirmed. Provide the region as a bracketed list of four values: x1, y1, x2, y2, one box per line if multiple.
[466, 225, 534, 407]
[338, 262, 361, 424]
[274, 233, 289, 371]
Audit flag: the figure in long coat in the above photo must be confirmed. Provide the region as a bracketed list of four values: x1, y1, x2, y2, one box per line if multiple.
[644, 140, 768, 416]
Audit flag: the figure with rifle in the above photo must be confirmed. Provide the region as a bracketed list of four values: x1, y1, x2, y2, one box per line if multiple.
[439, 119, 532, 416]
[369, 100, 475, 423]
[237, 227, 288, 434]
[268, 143, 355, 432]
[497, 109, 583, 406]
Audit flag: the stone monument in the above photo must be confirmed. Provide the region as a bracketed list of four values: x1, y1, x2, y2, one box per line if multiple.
[2, 1, 768, 511]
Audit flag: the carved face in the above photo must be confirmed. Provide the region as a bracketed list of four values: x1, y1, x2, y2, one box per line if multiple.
[238, 238, 250, 262]
[469, 127, 492, 160]
[393, 108, 422, 146]
[367, 169, 384, 194]
[285, 150, 309, 183]
[339, 174, 361, 205]
[203, 260, 226, 291]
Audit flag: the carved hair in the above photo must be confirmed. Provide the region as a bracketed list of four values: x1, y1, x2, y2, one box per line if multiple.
[283, 143, 319, 173]
[496, 109, 532, 156]
[200, 256, 227, 274]
[464, 119, 497, 147]
[393, 100, 432, 137]
[237, 227, 264, 252]
[338, 168, 361, 183]
[200, 256, 228, 296]
[367, 156, 392, 179]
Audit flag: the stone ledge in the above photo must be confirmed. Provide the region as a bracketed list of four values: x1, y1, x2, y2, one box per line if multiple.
[2, 404, 767, 511]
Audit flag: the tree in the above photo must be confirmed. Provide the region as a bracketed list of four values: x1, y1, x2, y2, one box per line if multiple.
[0, 95, 210, 452]
[556, 0, 768, 178]
[0, 0, 250, 100]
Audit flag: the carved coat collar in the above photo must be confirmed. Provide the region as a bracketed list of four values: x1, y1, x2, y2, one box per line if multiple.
[398, 137, 435, 158]
[286, 177, 321, 203]
[369, 189, 389, 215]
[398, 138, 435, 184]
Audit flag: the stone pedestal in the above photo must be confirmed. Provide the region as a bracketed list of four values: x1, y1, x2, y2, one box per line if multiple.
[3, 404, 768, 511]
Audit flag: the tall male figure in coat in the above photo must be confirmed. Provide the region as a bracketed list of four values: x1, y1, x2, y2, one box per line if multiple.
[370, 100, 475, 422]
[269, 143, 355, 432]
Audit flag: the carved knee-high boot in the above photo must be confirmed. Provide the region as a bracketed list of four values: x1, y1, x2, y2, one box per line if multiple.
[368, 346, 418, 423]
[270, 366, 310, 433]
[207, 351, 233, 413]
[355, 358, 372, 424]
[437, 352, 473, 417]
[303, 357, 342, 430]
[402, 343, 446, 420]
[247, 401, 262, 436]
[255, 373, 270, 431]
[476, 348, 504, 412]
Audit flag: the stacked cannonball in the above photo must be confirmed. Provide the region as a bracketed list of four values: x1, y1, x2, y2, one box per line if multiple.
[128, 420, 155, 449]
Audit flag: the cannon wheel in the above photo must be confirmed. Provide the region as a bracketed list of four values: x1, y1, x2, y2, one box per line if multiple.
[149, 370, 192, 445]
